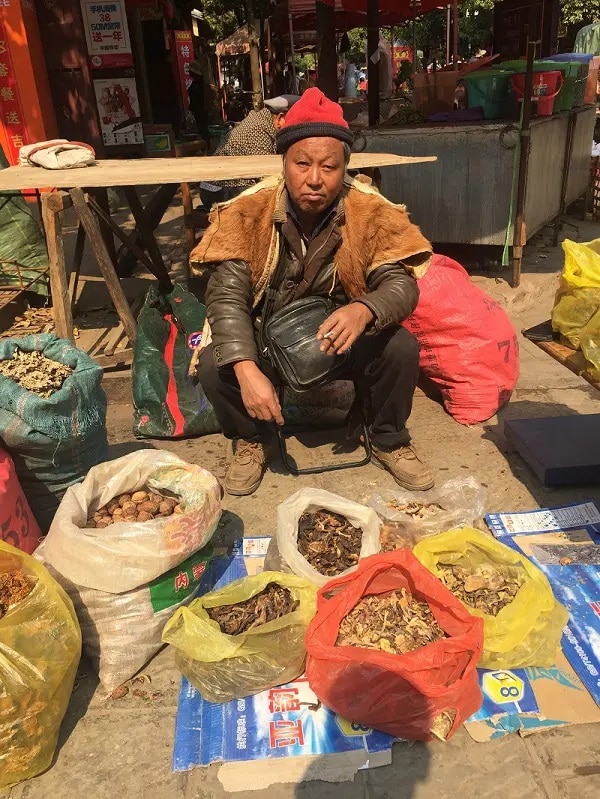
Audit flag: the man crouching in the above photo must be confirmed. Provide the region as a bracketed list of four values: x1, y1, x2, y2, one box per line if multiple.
[192, 88, 434, 496]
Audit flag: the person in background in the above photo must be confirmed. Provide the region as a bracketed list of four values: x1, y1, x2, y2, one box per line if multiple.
[188, 61, 210, 143]
[200, 95, 299, 207]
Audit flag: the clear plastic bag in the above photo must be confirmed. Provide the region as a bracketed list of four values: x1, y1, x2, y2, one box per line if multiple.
[0, 541, 81, 789]
[162, 571, 317, 703]
[275, 488, 382, 587]
[414, 527, 568, 669]
[368, 477, 486, 550]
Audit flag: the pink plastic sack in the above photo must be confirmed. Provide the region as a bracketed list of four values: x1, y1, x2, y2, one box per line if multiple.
[404, 254, 519, 424]
[0, 448, 41, 554]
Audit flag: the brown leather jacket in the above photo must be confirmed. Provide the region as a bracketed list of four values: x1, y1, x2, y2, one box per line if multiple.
[197, 179, 430, 368]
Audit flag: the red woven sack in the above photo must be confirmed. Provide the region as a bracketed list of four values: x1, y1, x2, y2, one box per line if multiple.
[305, 551, 483, 741]
[404, 254, 519, 425]
[0, 448, 41, 554]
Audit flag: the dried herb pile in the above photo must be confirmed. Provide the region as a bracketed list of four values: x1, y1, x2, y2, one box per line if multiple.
[0, 349, 72, 398]
[206, 583, 299, 635]
[336, 588, 447, 654]
[439, 564, 523, 616]
[0, 570, 35, 619]
[297, 509, 362, 576]
[386, 500, 443, 519]
[87, 489, 181, 528]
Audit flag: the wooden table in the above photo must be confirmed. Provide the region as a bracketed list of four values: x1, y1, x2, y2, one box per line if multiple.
[0, 152, 436, 350]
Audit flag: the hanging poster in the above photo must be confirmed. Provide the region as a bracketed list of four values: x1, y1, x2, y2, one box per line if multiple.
[93, 77, 143, 146]
[172, 31, 194, 110]
[81, 1, 134, 69]
[0, 16, 29, 164]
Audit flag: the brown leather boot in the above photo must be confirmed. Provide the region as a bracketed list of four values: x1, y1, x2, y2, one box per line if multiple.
[224, 439, 267, 496]
[371, 443, 434, 491]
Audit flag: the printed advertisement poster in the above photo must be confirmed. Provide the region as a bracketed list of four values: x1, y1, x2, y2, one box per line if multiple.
[93, 78, 143, 146]
[81, 1, 133, 69]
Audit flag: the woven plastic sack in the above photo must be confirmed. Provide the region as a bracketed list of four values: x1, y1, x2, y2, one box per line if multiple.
[0, 448, 41, 554]
[132, 285, 219, 439]
[368, 477, 486, 549]
[162, 571, 317, 704]
[270, 489, 382, 587]
[0, 334, 108, 532]
[403, 254, 519, 425]
[414, 528, 568, 669]
[552, 238, 600, 350]
[305, 551, 483, 741]
[37, 450, 222, 694]
[0, 541, 81, 789]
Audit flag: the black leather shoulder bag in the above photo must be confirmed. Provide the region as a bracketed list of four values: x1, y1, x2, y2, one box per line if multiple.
[260, 246, 349, 393]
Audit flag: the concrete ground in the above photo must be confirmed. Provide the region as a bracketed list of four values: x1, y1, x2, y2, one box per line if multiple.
[5, 212, 600, 799]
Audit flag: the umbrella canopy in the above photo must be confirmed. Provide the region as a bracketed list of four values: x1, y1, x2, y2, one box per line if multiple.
[216, 25, 251, 58]
[278, 0, 457, 31]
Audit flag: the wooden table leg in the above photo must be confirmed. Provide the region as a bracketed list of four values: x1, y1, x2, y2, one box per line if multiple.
[41, 192, 74, 341]
[181, 181, 194, 285]
[122, 186, 171, 286]
[70, 188, 137, 345]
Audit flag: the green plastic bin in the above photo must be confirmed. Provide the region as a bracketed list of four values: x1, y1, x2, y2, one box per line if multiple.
[463, 69, 514, 119]
[535, 60, 579, 112]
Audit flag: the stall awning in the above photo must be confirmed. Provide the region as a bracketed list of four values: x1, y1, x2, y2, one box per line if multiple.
[216, 26, 250, 57]
[283, 0, 459, 30]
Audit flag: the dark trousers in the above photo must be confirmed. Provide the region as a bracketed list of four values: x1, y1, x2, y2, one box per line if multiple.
[197, 327, 420, 450]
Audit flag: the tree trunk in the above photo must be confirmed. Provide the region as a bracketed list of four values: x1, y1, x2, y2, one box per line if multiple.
[367, 0, 380, 125]
[316, 0, 338, 101]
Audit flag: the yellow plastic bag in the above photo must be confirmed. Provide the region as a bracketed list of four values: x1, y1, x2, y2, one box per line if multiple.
[552, 238, 600, 350]
[0, 541, 82, 790]
[580, 307, 600, 381]
[414, 528, 568, 669]
[162, 571, 317, 704]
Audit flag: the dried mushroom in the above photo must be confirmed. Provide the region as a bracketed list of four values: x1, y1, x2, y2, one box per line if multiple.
[206, 583, 299, 635]
[386, 500, 444, 519]
[336, 588, 447, 654]
[438, 564, 523, 617]
[0, 349, 72, 398]
[297, 509, 362, 576]
[0, 570, 35, 619]
[86, 489, 181, 527]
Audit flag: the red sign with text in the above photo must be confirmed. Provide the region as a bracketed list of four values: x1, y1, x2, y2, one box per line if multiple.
[0, 18, 29, 165]
[172, 31, 194, 110]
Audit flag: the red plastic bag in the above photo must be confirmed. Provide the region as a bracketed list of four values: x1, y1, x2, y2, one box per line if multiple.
[305, 551, 483, 741]
[0, 448, 41, 554]
[404, 254, 519, 425]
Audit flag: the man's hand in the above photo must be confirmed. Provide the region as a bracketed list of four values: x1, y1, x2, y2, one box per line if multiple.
[317, 303, 374, 355]
[233, 361, 284, 425]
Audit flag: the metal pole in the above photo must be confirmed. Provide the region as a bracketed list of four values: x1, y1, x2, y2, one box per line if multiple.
[412, 0, 417, 70]
[511, 38, 537, 287]
[446, 5, 451, 65]
[367, 0, 380, 125]
[452, 0, 459, 69]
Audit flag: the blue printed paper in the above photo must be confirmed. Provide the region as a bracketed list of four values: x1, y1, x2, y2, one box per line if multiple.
[469, 668, 539, 722]
[485, 502, 600, 708]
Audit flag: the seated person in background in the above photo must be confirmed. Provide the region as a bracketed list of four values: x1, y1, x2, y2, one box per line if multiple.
[192, 88, 434, 496]
[201, 95, 299, 207]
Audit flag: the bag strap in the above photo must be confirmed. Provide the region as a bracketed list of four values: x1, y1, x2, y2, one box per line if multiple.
[292, 226, 341, 302]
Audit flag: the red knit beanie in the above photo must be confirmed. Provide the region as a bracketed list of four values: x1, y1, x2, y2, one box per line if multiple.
[276, 87, 353, 154]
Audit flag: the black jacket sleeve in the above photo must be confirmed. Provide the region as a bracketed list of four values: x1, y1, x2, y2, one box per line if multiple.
[205, 259, 259, 367]
[352, 263, 420, 329]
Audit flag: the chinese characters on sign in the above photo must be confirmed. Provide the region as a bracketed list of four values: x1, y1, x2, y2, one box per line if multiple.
[267, 688, 305, 748]
[81, 1, 133, 69]
[0, 19, 28, 164]
[172, 31, 194, 110]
